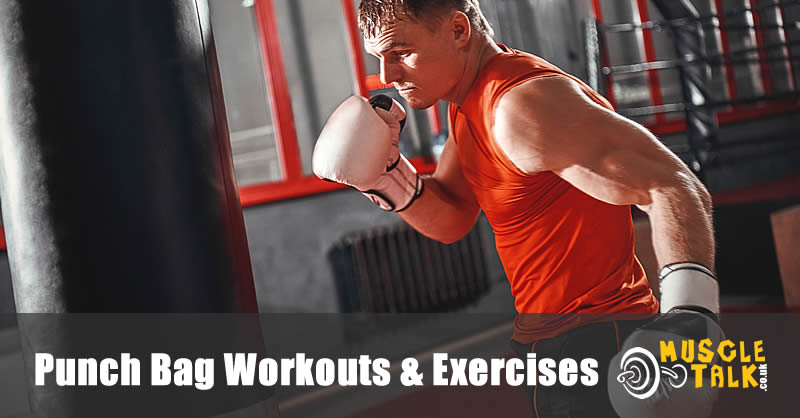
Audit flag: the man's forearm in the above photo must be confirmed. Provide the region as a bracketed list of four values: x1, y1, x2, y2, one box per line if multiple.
[644, 175, 715, 271]
[398, 176, 480, 244]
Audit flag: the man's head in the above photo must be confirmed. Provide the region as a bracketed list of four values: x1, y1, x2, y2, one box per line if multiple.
[359, 0, 494, 108]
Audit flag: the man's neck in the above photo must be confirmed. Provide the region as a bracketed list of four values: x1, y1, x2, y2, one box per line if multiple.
[446, 38, 503, 106]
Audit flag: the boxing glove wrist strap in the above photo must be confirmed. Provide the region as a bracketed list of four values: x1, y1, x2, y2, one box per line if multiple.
[362, 155, 424, 212]
[659, 262, 719, 314]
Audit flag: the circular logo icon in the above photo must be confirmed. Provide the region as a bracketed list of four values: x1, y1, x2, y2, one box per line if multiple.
[616, 347, 661, 400]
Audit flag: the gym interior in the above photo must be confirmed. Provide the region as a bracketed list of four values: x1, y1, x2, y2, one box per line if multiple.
[0, 0, 798, 417]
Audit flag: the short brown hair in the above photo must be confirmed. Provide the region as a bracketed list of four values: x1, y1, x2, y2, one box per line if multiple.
[358, 0, 494, 39]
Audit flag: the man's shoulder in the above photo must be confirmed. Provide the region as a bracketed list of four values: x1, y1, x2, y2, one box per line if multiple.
[492, 47, 563, 75]
[495, 76, 579, 118]
[476, 50, 573, 113]
[490, 76, 597, 174]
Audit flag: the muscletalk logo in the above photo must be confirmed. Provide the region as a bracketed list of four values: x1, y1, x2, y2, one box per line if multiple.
[615, 347, 688, 399]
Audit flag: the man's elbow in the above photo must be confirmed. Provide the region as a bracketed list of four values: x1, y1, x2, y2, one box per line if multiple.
[681, 170, 713, 216]
[695, 179, 713, 216]
[438, 233, 467, 245]
[418, 227, 468, 245]
[648, 172, 712, 216]
[434, 220, 476, 244]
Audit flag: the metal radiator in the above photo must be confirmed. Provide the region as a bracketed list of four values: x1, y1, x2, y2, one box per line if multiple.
[328, 223, 490, 313]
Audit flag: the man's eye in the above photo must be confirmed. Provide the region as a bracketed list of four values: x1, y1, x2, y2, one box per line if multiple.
[394, 50, 411, 57]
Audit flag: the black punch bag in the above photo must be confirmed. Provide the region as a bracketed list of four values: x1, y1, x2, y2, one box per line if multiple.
[0, 1, 278, 416]
[0, 0, 258, 313]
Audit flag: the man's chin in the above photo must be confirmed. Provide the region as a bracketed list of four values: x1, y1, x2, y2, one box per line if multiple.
[403, 95, 435, 110]
[396, 89, 427, 108]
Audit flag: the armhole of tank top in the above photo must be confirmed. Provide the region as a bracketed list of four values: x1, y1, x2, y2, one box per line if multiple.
[447, 103, 459, 144]
[487, 72, 567, 179]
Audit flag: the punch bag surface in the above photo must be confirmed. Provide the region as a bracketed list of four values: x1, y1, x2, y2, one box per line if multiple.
[0, 0, 258, 313]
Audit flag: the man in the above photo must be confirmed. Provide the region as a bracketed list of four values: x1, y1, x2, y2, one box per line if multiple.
[313, 1, 721, 416]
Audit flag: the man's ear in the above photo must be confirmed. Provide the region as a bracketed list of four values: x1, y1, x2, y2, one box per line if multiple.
[449, 11, 472, 48]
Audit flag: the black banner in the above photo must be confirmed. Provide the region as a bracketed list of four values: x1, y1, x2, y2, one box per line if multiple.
[0, 313, 795, 418]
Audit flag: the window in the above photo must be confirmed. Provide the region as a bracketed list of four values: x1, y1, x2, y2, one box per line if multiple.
[209, 0, 282, 185]
[209, 0, 438, 206]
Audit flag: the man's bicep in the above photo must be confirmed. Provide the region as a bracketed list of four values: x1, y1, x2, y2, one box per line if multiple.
[497, 76, 693, 207]
[558, 111, 698, 206]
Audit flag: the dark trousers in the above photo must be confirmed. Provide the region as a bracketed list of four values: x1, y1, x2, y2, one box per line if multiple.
[510, 317, 655, 418]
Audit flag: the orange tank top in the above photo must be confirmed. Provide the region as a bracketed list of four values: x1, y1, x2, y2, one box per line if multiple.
[449, 46, 658, 343]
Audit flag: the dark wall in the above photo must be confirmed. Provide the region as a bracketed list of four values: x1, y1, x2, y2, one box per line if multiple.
[714, 198, 799, 300]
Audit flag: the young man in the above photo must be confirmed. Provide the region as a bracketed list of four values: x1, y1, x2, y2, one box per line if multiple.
[313, 1, 721, 416]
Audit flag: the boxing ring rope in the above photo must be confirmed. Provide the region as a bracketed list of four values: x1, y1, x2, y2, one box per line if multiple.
[778, 0, 798, 89]
[714, 0, 740, 101]
[636, 0, 667, 124]
[589, 0, 800, 140]
[590, 0, 618, 107]
[751, 0, 775, 94]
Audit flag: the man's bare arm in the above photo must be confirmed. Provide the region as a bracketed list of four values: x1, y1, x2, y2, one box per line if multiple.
[493, 76, 714, 271]
[399, 136, 481, 244]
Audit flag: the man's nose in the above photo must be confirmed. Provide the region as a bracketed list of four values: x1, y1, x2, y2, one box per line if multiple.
[380, 60, 401, 85]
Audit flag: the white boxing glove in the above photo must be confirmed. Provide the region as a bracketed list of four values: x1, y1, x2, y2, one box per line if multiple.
[659, 262, 720, 314]
[608, 262, 724, 417]
[608, 310, 724, 418]
[312, 95, 423, 212]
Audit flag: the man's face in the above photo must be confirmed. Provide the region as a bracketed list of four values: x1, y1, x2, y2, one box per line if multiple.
[364, 17, 463, 109]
